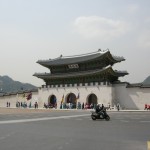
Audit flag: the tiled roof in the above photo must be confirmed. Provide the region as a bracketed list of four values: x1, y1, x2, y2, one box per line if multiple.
[34, 66, 128, 79]
[126, 83, 150, 88]
[37, 50, 125, 66]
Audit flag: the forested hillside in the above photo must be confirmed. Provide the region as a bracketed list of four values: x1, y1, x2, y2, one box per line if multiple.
[0, 75, 37, 93]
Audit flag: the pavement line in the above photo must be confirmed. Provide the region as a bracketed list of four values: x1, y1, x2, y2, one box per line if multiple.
[140, 121, 150, 123]
[0, 114, 89, 124]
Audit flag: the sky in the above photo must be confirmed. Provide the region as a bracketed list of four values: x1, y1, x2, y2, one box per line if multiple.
[0, 0, 150, 87]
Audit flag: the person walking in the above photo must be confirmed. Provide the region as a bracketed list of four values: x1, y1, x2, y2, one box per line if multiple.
[82, 102, 84, 109]
[34, 102, 37, 109]
[117, 103, 120, 111]
[8, 102, 10, 107]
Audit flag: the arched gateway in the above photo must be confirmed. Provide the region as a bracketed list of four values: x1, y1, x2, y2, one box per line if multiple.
[87, 94, 97, 105]
[66, 93, 76, 109]
[48, 95, 57, 108]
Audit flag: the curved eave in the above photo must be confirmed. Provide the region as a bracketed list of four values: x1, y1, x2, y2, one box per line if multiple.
[37, 50, 125, 68]
[33, 66, 128, 80]
[107, 51, 125, 63]
[113, 70, 129, 76]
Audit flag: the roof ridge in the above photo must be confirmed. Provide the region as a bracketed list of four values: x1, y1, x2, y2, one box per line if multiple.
[37, 49, 109, 62]
[61, 49, 108, 59]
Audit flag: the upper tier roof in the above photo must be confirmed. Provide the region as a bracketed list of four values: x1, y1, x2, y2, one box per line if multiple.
[37, 49, 125, 67]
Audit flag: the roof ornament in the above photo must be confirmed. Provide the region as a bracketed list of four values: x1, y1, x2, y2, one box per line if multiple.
[60, 54, 63, 58]
[98, 48, 109, 53]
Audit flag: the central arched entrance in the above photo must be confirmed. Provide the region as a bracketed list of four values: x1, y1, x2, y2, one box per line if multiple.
[66, 93, 76, 109]
[87, 93, 97, 109]
[48, 95, 57, 108]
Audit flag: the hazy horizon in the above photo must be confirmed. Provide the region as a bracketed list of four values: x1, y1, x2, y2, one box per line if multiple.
[0, 0, 150, 86]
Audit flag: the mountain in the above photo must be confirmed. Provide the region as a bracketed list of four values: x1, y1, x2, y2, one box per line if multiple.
[143, 76, 150, 85]
[0, 75, 37, 93]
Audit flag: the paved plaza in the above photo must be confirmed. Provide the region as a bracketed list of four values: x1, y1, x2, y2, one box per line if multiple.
[0, 107, 59, 114]
[0, 108, 150, 150]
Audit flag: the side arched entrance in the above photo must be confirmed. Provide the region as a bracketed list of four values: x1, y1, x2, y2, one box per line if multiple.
[86, 93, 98, 109]
[48, 95, 57, 108]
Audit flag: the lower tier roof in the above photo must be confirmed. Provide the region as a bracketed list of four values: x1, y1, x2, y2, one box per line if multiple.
[33, 66, 128, 82]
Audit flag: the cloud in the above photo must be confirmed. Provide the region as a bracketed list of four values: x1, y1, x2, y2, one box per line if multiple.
[138, 30, 150, 48]
[127, 4, 139, 14]
[145, 17, 150, 23]
[73, 16, 130, 40]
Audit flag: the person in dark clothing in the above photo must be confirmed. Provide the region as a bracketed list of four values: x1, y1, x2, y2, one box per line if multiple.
[95, 104, 100, 113]
[117, 103, 120, 111]
[96, 104, 103, 113]
[95, 104, 105, 116]
[101, 104, 104, 110]
[8, 102, 10, 107]
[82, 102, 84, 109]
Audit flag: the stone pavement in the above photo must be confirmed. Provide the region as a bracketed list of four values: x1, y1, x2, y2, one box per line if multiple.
[0, 107, 57, 114]
[0, 107, 149, 114]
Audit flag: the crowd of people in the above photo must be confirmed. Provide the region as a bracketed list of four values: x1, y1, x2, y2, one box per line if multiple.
[43, 102, 57, 109]
[144, 104, 150, 110]
[8, 100, 116, 110]
[16, 101, 28, 108]
[15, 101, 38, 109]
[58, 102, 112, 110]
